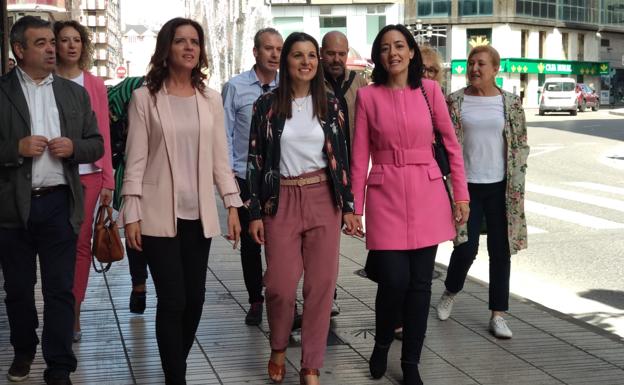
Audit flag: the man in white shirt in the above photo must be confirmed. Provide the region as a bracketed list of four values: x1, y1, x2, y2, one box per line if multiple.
[0, 16, 103, 385]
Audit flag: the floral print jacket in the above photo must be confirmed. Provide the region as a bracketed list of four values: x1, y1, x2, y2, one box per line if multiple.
[246, 91, 355, 220]
[447, 87, 530, 254]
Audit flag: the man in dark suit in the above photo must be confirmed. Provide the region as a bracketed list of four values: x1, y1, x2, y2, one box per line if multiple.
[0, 16, 104, 385]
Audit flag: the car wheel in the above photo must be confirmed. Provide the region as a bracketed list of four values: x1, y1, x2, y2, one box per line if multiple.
[592, 102, 599, 111]
[570, 109, 577, 116]
[579, 100, 586, 112]
[539, 109, 545, 116]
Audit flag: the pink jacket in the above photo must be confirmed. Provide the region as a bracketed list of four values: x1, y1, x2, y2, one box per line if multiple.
[351, 79, 469, 250]
[121, 86, 241, 238]
[83, 71, 114, 190]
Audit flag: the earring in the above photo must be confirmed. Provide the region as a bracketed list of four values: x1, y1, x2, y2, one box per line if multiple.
[163, 60, 167, 68]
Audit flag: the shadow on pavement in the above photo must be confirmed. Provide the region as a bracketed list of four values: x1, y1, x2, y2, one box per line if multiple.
[578, 289, 624, 310]
[527, 117, 624, 141]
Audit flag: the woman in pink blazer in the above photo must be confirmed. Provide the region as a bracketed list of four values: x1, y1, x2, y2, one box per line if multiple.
[121, 18, 241, 385]
[350, 25, 470, 385]
[54, 20, 114, 343]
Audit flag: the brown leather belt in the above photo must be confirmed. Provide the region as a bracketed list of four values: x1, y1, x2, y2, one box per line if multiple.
[32, 185, 67, 198]
[280, 173, 327, 187]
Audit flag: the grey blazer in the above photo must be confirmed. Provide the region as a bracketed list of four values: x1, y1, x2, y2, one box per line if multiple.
[0, 69, 104, 234]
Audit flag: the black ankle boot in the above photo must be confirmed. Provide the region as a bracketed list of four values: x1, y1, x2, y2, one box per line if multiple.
[129, 291, 146, 314]
[401, 362, 423, 385]
[369, 343, 391, 379]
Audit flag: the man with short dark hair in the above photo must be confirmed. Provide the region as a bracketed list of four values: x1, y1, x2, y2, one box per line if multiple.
[320, 31, 368, 317]
[0, 16, 104, 385]
[222, 27, 283, 325]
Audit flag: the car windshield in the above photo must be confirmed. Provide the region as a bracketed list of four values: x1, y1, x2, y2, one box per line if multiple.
[544, 82, 575, 92]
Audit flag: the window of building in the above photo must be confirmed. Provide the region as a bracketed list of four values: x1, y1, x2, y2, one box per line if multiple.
[601, 0, 624, 25]
[539, 30, 546, 58]
[520, 29, 529, 58]
[601, 38, 610, 47]
[562, 32, 569, 60]
[516, 0, 557, 19]
[367, 15, 386, 44]
[559, 0, 599, 23]
[319, 6, 332, 15]
[273, 17, 304, 40]
[577, 33, 584, 61]
[418, 0, 451, 17]
[459, 0, 493, 16]
[320, 16, 347, 36]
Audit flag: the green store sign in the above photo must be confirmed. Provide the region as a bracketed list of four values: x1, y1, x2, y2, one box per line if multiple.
[451, 58, 609, 76]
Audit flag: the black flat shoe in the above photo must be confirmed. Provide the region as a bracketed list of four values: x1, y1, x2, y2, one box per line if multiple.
[129, 291, 146, 314]
[369, 343, 391, 379]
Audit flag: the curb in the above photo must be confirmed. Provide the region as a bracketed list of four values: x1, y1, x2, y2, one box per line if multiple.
[609, 110, 624, 117]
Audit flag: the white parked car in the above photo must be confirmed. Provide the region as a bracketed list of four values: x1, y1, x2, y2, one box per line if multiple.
[539, 78, 578, 116]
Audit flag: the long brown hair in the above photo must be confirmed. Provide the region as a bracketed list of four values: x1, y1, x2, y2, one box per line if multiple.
[145, 17, 208, 97]
[53, 20, 93, 71]
[274, 32, 327, 121]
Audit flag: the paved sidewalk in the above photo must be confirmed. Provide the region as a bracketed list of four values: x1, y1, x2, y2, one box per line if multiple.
[1, 231, 624, 385]
[609, 108, 624, 116]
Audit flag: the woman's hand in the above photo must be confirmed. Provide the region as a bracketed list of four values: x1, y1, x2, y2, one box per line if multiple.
[226, 207, 241, 249]
[454, 202, 470, 225]
[100, 188, 113, 206]
[249, 219, 265, 245]
[125, 221, 142, 251]
[343, 214, 364, 237]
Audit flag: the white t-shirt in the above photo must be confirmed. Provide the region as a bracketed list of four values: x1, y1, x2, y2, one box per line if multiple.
[461, 94, 506, 183]
[279, 95, 327, 177]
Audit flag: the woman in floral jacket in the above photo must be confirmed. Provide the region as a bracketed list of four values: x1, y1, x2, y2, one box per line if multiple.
[246, 32, 358, 385]
[436, 45, 530, 340]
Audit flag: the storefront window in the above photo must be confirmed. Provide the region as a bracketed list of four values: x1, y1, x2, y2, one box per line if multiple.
[418, 0, 451, 17]
[459, 0, 493, 16]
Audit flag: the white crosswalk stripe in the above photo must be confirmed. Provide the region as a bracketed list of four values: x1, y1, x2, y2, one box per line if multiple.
[527, 182, 624, 213]
[525, 199, 624, 230]
[565, 181, 624, 196]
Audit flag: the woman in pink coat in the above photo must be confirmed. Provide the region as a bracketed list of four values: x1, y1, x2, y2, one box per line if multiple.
[350, 25, 470, 385]
[54, 20, 114, 343]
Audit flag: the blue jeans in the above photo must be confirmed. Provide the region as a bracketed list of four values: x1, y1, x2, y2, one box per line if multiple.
[0, 188, 77, 376]
[444, 180, 511, 311]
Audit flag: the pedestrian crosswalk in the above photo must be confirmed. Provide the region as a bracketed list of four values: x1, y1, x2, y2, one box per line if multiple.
[524, 180, 624, 234]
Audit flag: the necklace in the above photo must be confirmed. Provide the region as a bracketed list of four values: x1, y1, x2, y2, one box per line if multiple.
[292, 95, 308, 112]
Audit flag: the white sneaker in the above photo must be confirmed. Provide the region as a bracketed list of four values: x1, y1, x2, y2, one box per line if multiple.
[436, 291, 456, 320]
[489, 315, 513, 339]
[330, 300, 341, 317]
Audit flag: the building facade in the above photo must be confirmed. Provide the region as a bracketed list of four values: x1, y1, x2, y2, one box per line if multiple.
[404, 0, 624, 107]
[121, 24, 157, 77]
[269, 0, 403, 67]
[7, 0, 122, 80]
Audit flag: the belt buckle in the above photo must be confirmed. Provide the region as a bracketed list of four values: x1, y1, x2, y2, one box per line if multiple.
[297, 178, 305, 187]
[394, 150, 405, 167]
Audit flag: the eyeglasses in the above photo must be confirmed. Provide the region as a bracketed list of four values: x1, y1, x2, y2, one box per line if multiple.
[422, 66, 440, 76]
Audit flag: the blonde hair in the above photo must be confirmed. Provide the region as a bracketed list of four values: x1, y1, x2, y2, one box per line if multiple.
[419, 45, 444, 84]
[467, 45, 501, 69]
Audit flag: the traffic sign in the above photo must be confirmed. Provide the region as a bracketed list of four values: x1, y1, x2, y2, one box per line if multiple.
[116, 66, 127, 78]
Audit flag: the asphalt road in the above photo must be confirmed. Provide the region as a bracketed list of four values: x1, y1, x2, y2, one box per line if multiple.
[436, 108, 624, 338]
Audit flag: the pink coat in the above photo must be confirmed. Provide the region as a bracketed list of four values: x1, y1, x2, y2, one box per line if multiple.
[351, 79, 469, 250]
[121, 86, 240, 238]
[83, 71, 114, 190]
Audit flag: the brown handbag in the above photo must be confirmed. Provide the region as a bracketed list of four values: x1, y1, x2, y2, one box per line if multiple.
[92, 204, 124, 273]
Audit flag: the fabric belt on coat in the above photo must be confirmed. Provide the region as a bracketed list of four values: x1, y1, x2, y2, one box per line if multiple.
[280, 169, 327, 187]
[371, 149, 433, 167]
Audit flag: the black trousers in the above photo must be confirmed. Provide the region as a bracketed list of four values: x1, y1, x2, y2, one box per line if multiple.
[236, 177, 263, 304]
[367, 246, 437, 364]
[444, 181, 511, 311]
[126, 239, 148, 287]
[0, 188, 77, 376]
[142, 219, 212, 385]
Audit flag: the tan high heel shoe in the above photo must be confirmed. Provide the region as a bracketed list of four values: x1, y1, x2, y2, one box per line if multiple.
[268, 349, 286, 383]
[299, 368, 320, 385]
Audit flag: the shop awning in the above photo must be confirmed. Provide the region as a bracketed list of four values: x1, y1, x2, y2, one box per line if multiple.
[451, 58, 609, 76]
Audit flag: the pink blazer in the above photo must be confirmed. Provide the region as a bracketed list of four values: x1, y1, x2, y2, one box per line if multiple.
[121, 85, 240, 238]
[351, 79, 469, 250]
[83, 71, 114, 190]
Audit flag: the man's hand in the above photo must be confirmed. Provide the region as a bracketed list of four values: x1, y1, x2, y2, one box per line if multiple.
[48, 137, 74, 158]
[342, 213, 364, 237]
[18, 135, 48, 157]
[249, 219, 265, 245]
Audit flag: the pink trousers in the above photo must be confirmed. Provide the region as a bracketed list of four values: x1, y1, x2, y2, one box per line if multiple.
[263, 173, 341, 369]
[73, 172, 103, 304]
